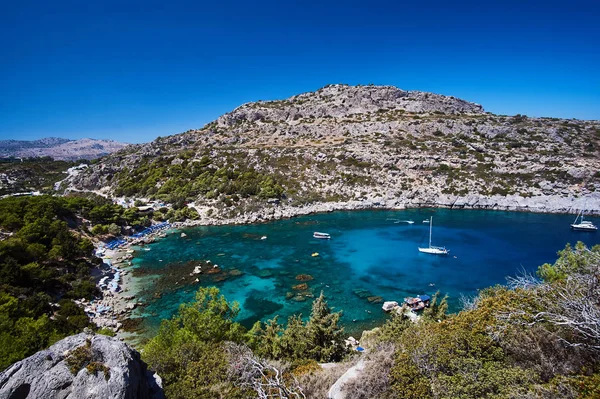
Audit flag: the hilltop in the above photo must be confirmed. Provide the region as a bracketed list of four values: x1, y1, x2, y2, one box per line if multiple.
[67, 84, 600, 222]
[0, 137, 129, 161]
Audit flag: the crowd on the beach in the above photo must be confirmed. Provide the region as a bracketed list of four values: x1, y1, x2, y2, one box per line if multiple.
[84, 222, 174, 334]
[104, 221, 171, 250]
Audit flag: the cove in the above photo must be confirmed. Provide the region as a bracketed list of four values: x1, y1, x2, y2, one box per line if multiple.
[129, 209, 599, 337]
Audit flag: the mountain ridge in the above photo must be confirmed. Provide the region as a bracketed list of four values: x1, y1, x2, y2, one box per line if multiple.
[66, 84, 600, 219]
[0, 137, 129, 161]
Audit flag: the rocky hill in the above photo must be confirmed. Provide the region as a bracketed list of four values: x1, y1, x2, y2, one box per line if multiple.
[0, 137, 129, 160]
[67, 84, 600, 221]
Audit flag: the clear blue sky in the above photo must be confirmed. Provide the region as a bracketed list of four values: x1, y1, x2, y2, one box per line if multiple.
[1, 0, 599, 144]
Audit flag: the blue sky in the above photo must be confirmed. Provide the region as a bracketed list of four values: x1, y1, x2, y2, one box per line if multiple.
[1, 0, 599, 144]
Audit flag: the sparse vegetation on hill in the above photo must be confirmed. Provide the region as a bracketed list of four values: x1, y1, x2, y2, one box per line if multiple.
[67, 85, 600, 218]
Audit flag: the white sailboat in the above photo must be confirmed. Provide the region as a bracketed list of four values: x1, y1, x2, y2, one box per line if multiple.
[418, 216, 449, 255]
[570, 209, 598, 231]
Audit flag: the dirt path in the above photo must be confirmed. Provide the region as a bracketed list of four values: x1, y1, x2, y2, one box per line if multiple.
[327, 359, 366, 399]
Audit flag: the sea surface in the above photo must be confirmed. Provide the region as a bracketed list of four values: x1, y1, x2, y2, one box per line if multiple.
[129, 209, 599, 337]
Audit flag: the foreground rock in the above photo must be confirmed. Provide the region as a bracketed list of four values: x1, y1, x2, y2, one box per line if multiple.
[0, 332, 164, 399]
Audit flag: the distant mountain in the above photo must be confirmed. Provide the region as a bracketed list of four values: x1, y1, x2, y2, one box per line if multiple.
[0, 137, 129, 160]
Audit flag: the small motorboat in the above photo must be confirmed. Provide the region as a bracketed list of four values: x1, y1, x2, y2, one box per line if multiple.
[313, 232, 331, 239]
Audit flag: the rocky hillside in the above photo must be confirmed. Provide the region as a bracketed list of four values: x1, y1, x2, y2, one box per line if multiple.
[0, 137, 129, 160]
[0, 332, 164, 399]
[67, 84, 600, 221]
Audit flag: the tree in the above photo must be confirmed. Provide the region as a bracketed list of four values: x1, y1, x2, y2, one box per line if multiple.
[499, 243, 600, 350]
[227, 342, 306, 399]
[143, 287, 249, 398]
[279, 315, 309, 361]
[305, 292, 347, 362]
[422, 291, 449, 322]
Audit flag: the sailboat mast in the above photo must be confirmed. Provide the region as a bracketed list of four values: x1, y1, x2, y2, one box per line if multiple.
[429, 217, 433, 248]
[574, 209, 583, 224]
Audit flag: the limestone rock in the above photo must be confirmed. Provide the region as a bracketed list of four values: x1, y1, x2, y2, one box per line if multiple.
[0, 332, 164, 399]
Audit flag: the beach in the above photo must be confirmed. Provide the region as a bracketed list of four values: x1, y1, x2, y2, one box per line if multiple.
[83, 224, 174, 341]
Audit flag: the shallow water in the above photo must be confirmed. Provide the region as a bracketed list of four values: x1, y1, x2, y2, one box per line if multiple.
[129, 209, 599, 337]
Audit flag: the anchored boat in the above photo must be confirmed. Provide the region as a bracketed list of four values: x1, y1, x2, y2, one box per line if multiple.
[418, 216, 449, 255]
[404, 295, 431, 312]
[313, 232, 331, 239]
[570, 210, 598, 231]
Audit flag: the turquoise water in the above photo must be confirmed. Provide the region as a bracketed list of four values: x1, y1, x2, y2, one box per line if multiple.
[130, 209, 599, 337]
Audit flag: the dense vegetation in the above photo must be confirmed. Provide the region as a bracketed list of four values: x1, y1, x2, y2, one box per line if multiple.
[0, 157, 78, 196]
[114, 152, 285, 207]
[143, 288, 347, 398]
[142, 243, 600, 398]
[342, 242, 600, 398]
[0, 194, 158, 369]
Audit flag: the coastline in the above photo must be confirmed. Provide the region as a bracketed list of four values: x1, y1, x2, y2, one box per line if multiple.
[181, 192, 600, 227]
[85, 194, 600, 343]
[80, 247, 141, 336]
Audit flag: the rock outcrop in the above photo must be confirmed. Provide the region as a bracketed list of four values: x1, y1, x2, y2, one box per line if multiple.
[0, 332, 164, 399]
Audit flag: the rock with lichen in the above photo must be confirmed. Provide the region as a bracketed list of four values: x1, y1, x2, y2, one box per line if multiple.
[0, 332, 164, 399]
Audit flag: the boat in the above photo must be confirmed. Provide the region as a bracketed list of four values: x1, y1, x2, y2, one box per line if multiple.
[313, 232, 331, 239]
[404, 295, 431, 312]
[418, 217, 449, 255]
[571, 210, 598, 231]
[422, 219, 429, 223]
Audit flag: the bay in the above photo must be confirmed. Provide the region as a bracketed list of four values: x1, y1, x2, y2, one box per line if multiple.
[129, 209, 599, 337]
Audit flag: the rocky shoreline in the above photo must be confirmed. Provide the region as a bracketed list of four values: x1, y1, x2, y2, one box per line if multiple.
[183, 192, 600, 227]
[80, 248, 141, 334]
[83, 226, 174, 337]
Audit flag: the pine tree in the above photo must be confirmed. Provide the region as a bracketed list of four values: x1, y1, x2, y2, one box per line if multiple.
[306, 291, 348, 362]
[279, 314, 309, 360]
[423, 291, 448, 322]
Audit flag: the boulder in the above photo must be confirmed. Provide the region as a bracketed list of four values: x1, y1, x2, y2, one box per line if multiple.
[0, 332, 164, 399]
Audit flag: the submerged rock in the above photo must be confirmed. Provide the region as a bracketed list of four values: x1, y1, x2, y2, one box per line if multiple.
[256, 269, 274, 278]
[0, 332, 164, 399]
[295, 274, 314, 282]
[292, 283, 308, 291]
[367, 296, 383, 304]
[353, 288, 372, 299]
[229, 269, 243, 277]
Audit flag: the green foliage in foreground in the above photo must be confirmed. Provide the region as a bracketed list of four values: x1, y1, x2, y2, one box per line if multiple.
[143, 287, 251, 398]
[248, 291, 348, 363]
[142, 244, 600, 398]
[0, 195, 119, 370]
[364, 242, 600, 399]
[143, 288, 347, 398]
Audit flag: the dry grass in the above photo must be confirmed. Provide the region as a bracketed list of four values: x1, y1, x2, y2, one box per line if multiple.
[340, 343, 396, 399]
[296, 358, 359, 399]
